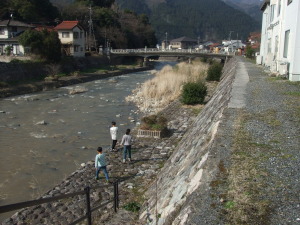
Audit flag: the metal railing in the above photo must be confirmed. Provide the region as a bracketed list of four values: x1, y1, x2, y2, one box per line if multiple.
[0, 181, 119, 225]
[137, 129, 161, 139]
[110, 48, 209, 54]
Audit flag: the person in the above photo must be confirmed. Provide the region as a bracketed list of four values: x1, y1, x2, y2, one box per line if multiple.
[95, 147, 109, 182]
[110, 121, 118, 151]
[120, 129, 132, 163]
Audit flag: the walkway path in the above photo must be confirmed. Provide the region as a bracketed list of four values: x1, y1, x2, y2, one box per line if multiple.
[205, 57, 300, 224]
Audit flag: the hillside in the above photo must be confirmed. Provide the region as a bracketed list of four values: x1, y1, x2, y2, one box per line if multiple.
[222, 0, 262, 22]
[116, 0, 260, 42]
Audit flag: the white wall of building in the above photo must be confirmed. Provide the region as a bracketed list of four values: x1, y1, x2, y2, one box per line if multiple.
[58, 26, 85, 57]
[259, 0, 300, 81]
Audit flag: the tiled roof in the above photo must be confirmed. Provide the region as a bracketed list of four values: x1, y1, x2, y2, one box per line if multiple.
[35, 25, 55, 32]
[0, 19, 34, 28]
[170, 36, 197, 43]
[55, 21, 82, 30]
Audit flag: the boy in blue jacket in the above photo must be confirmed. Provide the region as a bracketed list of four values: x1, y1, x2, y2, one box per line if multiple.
[95, 147, 109, 182]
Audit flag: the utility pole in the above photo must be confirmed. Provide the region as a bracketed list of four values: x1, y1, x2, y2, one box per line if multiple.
[236, 33, 239, 53]
[229, 31, 234, 52]
[88, 5, 97, 52]
[165, 32, 168, 50]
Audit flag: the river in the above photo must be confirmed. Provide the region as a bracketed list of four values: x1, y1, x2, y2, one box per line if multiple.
[0, 62, 174, 221]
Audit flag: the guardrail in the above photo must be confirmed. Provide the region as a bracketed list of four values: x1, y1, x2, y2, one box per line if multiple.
[0, 181, 119, 225]
[110, 48, 210, 54]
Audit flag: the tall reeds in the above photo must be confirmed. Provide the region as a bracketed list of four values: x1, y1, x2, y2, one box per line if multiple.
[126, 61, 209, 113]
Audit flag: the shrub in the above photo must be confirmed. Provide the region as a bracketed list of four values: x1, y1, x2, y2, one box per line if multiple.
[123, 202, 141, 212]
[181, 81, 207, 105]
[141, 114, 167, 130]
[245, 45, 256, 59]
[206, 62, 223, 81]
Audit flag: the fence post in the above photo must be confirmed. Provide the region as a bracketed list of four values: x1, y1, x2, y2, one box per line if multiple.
[113, 181, 117, 213]
[116, 180, 119, 209]
[85, 187, 92, 225]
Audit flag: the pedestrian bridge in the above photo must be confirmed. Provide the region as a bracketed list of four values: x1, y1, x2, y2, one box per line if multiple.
[109, 48, 233, 60]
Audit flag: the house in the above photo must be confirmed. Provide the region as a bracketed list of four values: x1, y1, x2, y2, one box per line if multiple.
[222, 40, 246, 53]
[169, 36, 197, 49]
[258, 0, 300, 81]
[0, 19, 34, 56]
[54, 21, 85, 57]
[247, 32, 261, 52]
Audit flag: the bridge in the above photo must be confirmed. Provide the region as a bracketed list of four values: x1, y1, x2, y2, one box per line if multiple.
[108, 48, 233, 66]
[109, 48, 233, 63]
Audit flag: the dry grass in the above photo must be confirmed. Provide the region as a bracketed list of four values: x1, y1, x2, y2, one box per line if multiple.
[226, 111, 270, 225]
[126, 61, 208, 113]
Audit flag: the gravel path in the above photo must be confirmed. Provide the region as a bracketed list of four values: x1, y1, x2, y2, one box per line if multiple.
[242, 58, 300, 224]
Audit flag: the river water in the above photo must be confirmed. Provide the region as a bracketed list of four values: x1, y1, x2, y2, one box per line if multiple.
[0, 62, 174, 221]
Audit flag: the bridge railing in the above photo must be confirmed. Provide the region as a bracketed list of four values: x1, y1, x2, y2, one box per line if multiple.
[0, 181, 119, 225]
[110, 48, 233, 55]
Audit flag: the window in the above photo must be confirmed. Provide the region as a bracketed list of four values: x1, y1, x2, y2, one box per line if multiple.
[80, 47, 83, 52]
[74, 45, 79, 52]
[283, 30, 290, 58]
[80, 32, 83, 38]
[0, 28, 5, 35]
[268, 38, 272, 53]
[278, 0, 281, 16]
[288, 0, 293, 5]
[270, 5, 275, 22]
[62, 32, 69, 38]
[73, 32, 79, 39]
[275, 36, 279, 54]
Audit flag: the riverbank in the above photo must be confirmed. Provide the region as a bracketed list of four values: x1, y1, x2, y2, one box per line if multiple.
[1, 89, 203, 225]
[1, 61, 207, 224]
[0, 65, 154, 99]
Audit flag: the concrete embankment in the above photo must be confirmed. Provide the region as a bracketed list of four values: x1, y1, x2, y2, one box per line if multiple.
[139, 57, 238, 224]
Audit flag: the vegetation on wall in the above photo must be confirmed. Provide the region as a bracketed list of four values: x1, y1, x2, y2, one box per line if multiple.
[206, 62, 224, 81]
[181, 81, 207, 105]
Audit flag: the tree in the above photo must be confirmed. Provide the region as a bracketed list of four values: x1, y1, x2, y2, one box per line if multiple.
[245, 45, 255, 59]
[19, 29, 61, 62]
[5, 0, 59, 22]
[74, 0, 115, 8]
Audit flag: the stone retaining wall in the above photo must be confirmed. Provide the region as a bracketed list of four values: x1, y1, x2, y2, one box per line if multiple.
[0, 66, 153, 99]
[139, 57, 237, 224]
[0, 56, 112, 83]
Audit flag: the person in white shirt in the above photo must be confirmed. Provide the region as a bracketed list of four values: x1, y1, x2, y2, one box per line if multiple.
[120, 128, 132, 163]
[110, 121, 118, 151]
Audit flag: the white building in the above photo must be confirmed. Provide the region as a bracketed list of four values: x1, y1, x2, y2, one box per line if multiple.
[258, 0, 300, 81]
[0, 19, 34, 56]
[222, 40, 246, 53]
[55, 21, 85, 57]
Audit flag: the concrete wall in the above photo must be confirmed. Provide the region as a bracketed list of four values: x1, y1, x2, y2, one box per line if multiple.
[0, 56, 110, 83]
[140, 57, 237, 224]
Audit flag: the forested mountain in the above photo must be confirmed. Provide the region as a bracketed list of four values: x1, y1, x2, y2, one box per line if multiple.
[222, 0, 262, 22]
[116, 0, 260, 42]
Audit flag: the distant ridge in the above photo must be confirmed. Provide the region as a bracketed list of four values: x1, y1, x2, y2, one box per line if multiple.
[116, 0, 261, 41]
